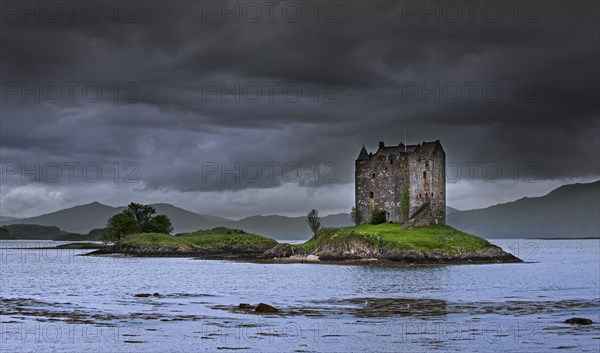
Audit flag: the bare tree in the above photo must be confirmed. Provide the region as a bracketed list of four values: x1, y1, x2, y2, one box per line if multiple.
[306, 209, 322, 238]
[351, 206, 357, 225]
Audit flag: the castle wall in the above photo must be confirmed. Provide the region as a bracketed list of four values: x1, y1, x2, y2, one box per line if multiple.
[355, 141, 445, 225]
[355, 160, 371, 225]
[430, 148, 446, 223]
[355, 154, 410, 224]
[406, 147, 445, 224]
[408, 153, 426, 216]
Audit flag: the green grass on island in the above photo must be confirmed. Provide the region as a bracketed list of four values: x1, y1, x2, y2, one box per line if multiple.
[119, 224, 493, 255]
[121, 227, 277, 251]
[300, 223, 494, 254]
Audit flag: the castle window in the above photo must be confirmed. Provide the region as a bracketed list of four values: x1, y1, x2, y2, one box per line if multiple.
[390, 159, 393, 164]
[423, 171, 427, 179]
[372, 173, 376, 179]
[369, 192, 374, 199]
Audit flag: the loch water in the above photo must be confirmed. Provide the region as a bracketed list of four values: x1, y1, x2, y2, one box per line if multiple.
[1, 239, 598, 353]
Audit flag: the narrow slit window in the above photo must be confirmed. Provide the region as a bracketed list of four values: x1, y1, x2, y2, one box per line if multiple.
[423, 171, 427, 179]
[372, 173, 376, 178]
[369, 192, 374, 199]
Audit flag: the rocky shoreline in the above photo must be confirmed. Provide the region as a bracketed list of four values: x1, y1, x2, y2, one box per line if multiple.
[85, 237, 522, 265]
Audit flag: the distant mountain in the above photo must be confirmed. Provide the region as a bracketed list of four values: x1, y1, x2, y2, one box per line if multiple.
[236, 213, 354, 240]
[148, 203, 234, 233]
[0, 204, 352, 242]
[0, 201, 350, 241]
[1, 202, 122, 234]
[3, 180, 597, 241]
[446, 206, 461, 215]
[0, 227, 14, 239]
[0, 202, 232, 234]
[0, 224, 80, 240]
[0, 216, 19, 222]
[54, 228, 104, 241]
[447, 181, 600, 238]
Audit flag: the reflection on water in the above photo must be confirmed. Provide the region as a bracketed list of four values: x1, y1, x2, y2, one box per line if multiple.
[0, 239, 598, 352]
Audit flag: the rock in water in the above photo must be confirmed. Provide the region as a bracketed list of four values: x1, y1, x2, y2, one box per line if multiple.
[255, 303, 279, 313]
[564, 317, 593, 325]
[239, 303, 252, 309]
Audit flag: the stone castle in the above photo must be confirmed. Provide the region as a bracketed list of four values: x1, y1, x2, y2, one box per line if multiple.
[355, 140, 446, 226]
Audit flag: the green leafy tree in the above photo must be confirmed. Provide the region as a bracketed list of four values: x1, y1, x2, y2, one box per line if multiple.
[103, 213, 140, 243]
[306, 209, 322, 238]
[401, 185, 410, 223]
[370, 209, 386, 225]
[103, 203, 173, 243]
[123, 203, 155, 227]
[144, 214, 174, 234]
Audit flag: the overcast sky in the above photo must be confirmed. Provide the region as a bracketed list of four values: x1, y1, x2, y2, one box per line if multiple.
[1, 0, 598, 219]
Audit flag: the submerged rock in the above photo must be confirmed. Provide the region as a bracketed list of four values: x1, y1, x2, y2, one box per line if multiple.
[255, 303, 279, 313]
[564, 317, 593, 325]
[346, 297, 448, 317]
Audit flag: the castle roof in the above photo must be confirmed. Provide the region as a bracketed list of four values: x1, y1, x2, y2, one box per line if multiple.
[357, 140, 443, 160]
[414, 141, 443, 155]
[375, 145, 413, 156]
[357, 145, 369, 160]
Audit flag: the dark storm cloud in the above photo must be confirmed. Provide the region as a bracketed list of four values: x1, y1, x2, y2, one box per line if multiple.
[1, 0, 598, 199]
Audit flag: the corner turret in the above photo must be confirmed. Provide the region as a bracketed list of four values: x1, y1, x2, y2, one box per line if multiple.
[357, 145, 369, 160]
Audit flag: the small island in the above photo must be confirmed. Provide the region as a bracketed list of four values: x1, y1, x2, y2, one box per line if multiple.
[88, 224, 521, 265]
[86, 140, 522, 265]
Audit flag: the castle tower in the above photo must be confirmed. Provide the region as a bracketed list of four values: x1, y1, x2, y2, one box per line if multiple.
[355, 140, 445, 225]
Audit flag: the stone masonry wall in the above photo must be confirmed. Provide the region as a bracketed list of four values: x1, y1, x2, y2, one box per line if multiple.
[356, 153, 410, 224]
[355, 141, 445, 226]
